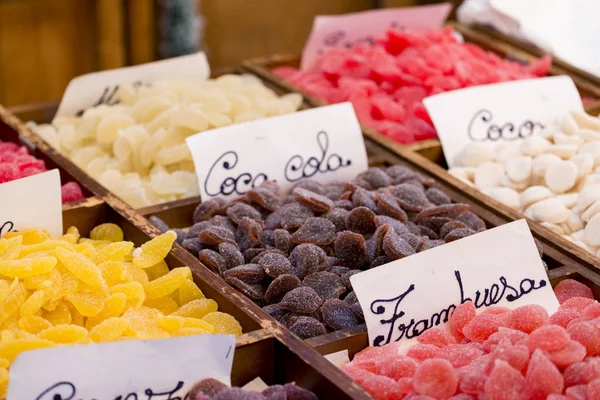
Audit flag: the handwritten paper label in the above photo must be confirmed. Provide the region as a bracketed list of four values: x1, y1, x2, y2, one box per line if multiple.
[423, 76, 583, 167]
[186, 103, 368, 201]
[0, 169, 62, 237]
[55, 52, 210, 119]
[350, 219, 559, 347]
[301, 3, 452, 70]
[7, 334, 235, 399]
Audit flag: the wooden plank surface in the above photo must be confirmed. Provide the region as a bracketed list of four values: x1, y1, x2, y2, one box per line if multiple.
[96, 0, 126, 69]
[199, 0, 376, 69]
[128, 0, 157, 65]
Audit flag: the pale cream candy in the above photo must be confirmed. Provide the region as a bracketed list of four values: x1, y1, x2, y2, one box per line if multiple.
[532, 153, 562, 177]
[576, 184, 600, 213]
[455, 142, 496, 167]
[544, 160, 578, 193]
[529, 198, 570, 224]
[575, 128, 600, 142]
[578, 141, 600, 168]
[520, 186, 552, 210]
[554, 132, 584, 147]
[546, 144, 578, 159]
[558, 113, 579, 135]
[494, 141, 522, 163]
[505, 156, 532, 183]
[474, 162, 505, 189]
[540, 222, 564, 235]
[556, 193, 579, 209]
[581, 200, 600, 223]
[570, 153, 594, 178]
[573, 111, 600, 131]
[585, 214, 600, 246]
[482, 187, 520, 209]
[499, 175, 530, 191]
[31, 75, 303, 208]
[520, 136, 551, 157]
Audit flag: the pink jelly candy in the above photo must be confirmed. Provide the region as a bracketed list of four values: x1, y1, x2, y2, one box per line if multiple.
[554, 280, 595, 304]
[406, 344, 440, 363]
[483, 327, 528, 352]
[437, 344, 484, 368]
[463, 314, 503, 343]
[567, 321, 600, 357]
[560, 297, 596, 312]
[484, 360, 525, 400]
[449, 301, 476, 342]
[61, 181, 85, 203]
[546, 340, 586, 369]
[526, 325, 570, 352]
[588, 378, 600, 400]
[583, 302, 600, 319]
[563, 359, 600, 387]
[413, 358, 458, 399]
[487, 339, 529, 373]
[524, 349, 564, 399]
[376, 355, 418, 380]
[343, 364, 406, 400]
[549, 308, 584, 328]
[565, 384, 588, 400]
[507, 304, 549, 333]
[417, 328, 457, 347]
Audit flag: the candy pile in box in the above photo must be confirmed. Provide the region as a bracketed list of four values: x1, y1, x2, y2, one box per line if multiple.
[451, 110, 600, 258]
[0, 225, 241, 397]
[275, 27, 551, 145]
[150, 165, 549, 340]
[31, 75, 303, 208]
[342, 280, 600, 399]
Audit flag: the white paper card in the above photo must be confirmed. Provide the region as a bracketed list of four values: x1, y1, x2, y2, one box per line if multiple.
[7, 334, 235, 399]
[423, 76, 583, 167]
[186, 103, 368, 201]
[350, 219, 559, 347]
[55, 52, 210, 118]
[0, 169, 62, 237]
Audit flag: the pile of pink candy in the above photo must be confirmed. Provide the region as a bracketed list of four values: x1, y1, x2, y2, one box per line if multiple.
[342, 279, 600, 399]
[274, 27, 551, 144]
[0, 139, 84, 203]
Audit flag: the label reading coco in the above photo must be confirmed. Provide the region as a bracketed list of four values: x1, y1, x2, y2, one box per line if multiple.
[7, 334, 235, 399]
[350, 219, 559, 347]
[186, 103, 368, 201]
[55, 52, 210, 119]
[423, 76, 583, 168]
[301, 3, 452, 70]
[0, 169, 62, 237]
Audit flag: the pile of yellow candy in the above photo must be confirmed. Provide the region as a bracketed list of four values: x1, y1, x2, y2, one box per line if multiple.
[0, 224, 242, 396]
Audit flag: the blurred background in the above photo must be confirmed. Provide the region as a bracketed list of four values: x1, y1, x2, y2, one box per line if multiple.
[0, 0, 460, 108]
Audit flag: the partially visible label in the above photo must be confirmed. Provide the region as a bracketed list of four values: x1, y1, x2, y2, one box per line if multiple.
[423, 76, 583, 167]
[55, 52, 210, 119]
[301, 3, 452, 70]
[186, 103, 368, 201]
[7, 334, 235, 399]
[350, 219, 559, 347]
[0, 169, 62, 237]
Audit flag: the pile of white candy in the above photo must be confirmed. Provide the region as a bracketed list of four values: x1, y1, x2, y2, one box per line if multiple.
[450, 111, 600, 256]
[31, 74, 303, 208]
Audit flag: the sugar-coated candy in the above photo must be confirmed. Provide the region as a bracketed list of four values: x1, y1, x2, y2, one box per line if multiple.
[0, 227, 241, 397]
[187, 379, 317, 400]
[0, 138, 84, 203]
[32, 76, 303, 208]
[451, 111, 600, 257]
[154, 167, 490, 338]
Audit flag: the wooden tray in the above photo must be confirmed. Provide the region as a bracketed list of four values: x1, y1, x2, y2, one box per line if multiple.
[305, 262, 600, 361]
[58, 194, 371, 399]
[241, 22, 600, 164]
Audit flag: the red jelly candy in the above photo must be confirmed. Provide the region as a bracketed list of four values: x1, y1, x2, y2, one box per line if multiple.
[484, 360, 525, 400]
[343, 364, 406, 400]
[563, 359, 600, 387]
[549, 308, 584, 328]
[488, 339, 529, 373]
[437, 344, 484, 368]
[449, 301, 476, 342]
[554, 280, 594, 304]
[567, 321, 600, 357]
[565, 385, 588, 400]
[524, 349, 564, 399]
[560, 297, 596, 312]
[583, 302, 600, 319]
[61, 182, 85, 203]
[417, 328, 457, 347]
[413, 358, 458, 399]
[526, 325, 570, 352]
[377, 355, 418, 380]
[546, 340, 586, 369]
[588, 378, 600, 400]
[507, 304, 549, 333]
[483, 327, 528, 352]
[406, 344, 440, 363]
[463, 313, 503, 343]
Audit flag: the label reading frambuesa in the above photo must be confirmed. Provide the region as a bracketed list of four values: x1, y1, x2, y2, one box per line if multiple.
[350, 219, 559, 347]
[423, 76, 583, 168]
[301, 3, 452, 70]
[0, 169, 62, 237]
[54, 52, 210, 119]
[186, 102, 369, 201]
[7, 334, 235, 399]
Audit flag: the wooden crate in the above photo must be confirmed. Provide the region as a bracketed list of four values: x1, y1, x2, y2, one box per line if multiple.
[241, 22, 600, 164]
[56, 194, 371, 399]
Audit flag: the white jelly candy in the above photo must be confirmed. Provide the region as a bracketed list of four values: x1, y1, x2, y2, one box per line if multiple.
[482, 187, 520, 209]
[505, 156, 532, 183]
[532, 153, 562, 177]
[573, 111, 600, 131]
[545, 160, 578, 193]
[519, 186, 552, 211]
[455, 142, 496, 167]
[578, 141, 600, 168]
[553, 132, 584, 147]
[556, 193, 579, 209]
[520, 136, 551, 157]
[540, 222, 564, 235]
[558, 113, 579, 135]
[570, 153, 594, 178]
[584, 214, 600, 246]
[575, 129, 600, 142]
[530, 198, 570, 224]
[547, 144, 578, 159]
[474, 162, 505, 189]
[577, 184, 600, 213]
[582, 200, 600, 223]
